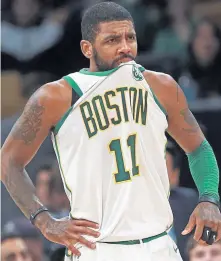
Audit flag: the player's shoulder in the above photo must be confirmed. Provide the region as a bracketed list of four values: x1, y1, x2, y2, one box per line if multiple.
[26, 78, 72, 126]
[37, 78, 72, 104]
[141, 69, 179, 104]
[142, 70, 175, 89]
[140, 68, 188, 113]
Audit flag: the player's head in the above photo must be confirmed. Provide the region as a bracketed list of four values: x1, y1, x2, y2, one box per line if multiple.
[186, 236, 221, 261]
[80, 1, 137, 71]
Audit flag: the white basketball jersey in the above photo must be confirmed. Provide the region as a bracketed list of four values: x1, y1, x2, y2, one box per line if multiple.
[52, 61, 173, 242]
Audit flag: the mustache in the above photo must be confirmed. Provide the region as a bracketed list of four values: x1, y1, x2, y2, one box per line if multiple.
[112, 54, 135, 66]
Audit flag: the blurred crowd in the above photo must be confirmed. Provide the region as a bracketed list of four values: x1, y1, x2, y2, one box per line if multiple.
[2, 0, 221, 100]
[1, 0, 221, 261]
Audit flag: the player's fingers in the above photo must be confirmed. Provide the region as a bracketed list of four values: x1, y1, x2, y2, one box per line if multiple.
[203, 220, 219, 244]
[197, 239, 210, 246]
[73, 219, 99, 229]
[74, 226, 100, 237]
[77, 235, 96, 249]
[65, 232, 96, 250]
[200, 226, 212, 243]
[207, 222, 219, 245]
[194, 220, 205, 242]
[215, 221, 221, 242]
[65, 248, 73, 257]
[182, 215, 196, 235]
[66, 243, 81, 257]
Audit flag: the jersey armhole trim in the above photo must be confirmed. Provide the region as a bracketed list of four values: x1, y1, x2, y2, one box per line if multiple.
[150, 88, 167, 117]
[53, 134, 72, 193]
[63, 75, 83, 96]
[53, 106, 73, 135]
[53, 76, 83, 135]
[140, 67, 167, 117]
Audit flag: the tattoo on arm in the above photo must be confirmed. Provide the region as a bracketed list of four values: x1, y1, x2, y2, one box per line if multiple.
[2, 156, 43, 218]
[2, 95, 46, 218]
[11, 97, 45, 145]
[180, 108, 200, 133]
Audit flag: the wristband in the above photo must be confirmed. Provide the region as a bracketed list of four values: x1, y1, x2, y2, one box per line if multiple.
[199, 195, 220, 209]
[30, 206, 49, 225]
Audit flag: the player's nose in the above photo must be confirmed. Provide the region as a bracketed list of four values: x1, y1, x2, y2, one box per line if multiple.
[118, 39, 131, 54]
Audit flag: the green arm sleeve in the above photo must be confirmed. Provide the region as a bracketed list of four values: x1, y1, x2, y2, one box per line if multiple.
[186, 139, 220, 201]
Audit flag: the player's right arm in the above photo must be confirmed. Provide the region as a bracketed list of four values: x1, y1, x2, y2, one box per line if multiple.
[1, 81, 99, 256]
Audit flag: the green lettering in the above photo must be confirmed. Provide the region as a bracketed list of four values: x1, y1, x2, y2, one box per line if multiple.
[109, 139, 131, 183]
[116, 87, 129, 122]
[127, 134, 139, 176]
[92, 95, 109, 130]
[129, 87, 138, 120]
[80, 101, 98, 138]
[135, 89, 148, 125]
[104, 91, 122, 125]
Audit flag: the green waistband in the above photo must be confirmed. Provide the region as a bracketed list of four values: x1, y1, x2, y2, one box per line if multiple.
[103, 231, 167, 245]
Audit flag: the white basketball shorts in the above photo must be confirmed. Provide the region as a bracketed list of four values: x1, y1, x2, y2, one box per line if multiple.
[64, 234, 183, 261]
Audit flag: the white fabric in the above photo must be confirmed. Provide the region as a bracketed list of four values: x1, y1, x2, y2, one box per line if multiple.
[52, 62, 173, 243]
[65, 235, 183, 261]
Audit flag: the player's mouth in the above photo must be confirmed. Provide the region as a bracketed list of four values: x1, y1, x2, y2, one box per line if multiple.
[112, 54, 134, 67]
[117, 57, 133, 65]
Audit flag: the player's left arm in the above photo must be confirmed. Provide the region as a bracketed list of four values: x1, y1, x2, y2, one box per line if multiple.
[163, 75, 221, 245]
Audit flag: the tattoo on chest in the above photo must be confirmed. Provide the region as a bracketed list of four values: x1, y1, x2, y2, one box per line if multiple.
[11, 98, 45, 145]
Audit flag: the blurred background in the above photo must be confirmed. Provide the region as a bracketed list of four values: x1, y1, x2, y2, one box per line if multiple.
[1, 0, 221, 261]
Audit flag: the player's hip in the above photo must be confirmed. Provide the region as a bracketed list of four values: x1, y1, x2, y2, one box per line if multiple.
[65, 233, 183, 261]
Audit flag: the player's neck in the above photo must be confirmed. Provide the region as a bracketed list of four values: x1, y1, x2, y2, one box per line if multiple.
[88, 60, 99, 72]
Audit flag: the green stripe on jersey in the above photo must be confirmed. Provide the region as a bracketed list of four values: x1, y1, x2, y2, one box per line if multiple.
[53, 76, 83, 135]
[150, 88, 167, 117]
[63, 75, 83, 96]
[138, 66, 167, 117]
[79, 64, 145, 77]
[79, 67, 118, 76]
[53, 107, 73, 135]
[54, 135, 72, 193]
[139, 66, 167, 117]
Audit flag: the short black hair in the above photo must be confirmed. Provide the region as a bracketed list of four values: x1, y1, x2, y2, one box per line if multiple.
[81, 1, 134, 42]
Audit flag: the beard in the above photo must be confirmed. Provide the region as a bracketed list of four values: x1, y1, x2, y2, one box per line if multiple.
[93, 47, 135, 71]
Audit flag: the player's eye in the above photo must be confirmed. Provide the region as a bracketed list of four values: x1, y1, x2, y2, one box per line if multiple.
[107, 38, 116, 43]
[128, 35, 136, 40]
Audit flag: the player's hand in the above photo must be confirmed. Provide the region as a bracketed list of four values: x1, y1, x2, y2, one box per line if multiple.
[40, 215, 100, 256]
[182, 202, 221, 245]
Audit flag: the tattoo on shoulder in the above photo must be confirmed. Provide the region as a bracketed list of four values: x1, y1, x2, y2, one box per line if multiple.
[180, 108, 199, 133]
[11, 97, 45, 145]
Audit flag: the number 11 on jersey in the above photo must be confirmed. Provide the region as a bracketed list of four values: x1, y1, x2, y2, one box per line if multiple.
[109, 134, 140, 183]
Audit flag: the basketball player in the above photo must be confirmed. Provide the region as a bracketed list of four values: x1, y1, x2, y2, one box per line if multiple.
[1, 2, 221, 261]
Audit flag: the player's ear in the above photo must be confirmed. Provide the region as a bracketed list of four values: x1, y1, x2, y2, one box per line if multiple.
[80, 40, 93, 59]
